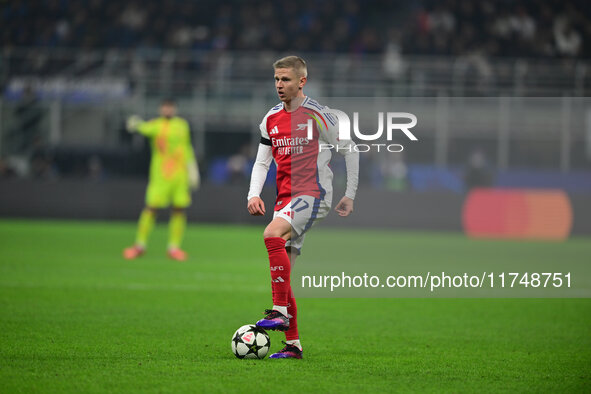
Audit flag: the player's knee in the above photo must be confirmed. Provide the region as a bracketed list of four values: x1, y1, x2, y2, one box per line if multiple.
[263, 227, 289, 239]
[263, 227, 279, 239]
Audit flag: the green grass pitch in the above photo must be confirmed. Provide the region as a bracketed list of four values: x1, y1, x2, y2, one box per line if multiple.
[0, 219, 590, 393]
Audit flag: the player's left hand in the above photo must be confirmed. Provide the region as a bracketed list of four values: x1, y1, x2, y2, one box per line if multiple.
[335, 196, 354, 217]
[188, 162, 200, 190]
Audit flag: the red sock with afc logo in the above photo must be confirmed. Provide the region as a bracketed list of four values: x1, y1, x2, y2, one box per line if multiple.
[264, 237, 290, 307]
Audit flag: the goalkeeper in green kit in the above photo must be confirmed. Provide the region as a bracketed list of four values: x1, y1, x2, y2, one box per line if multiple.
[123, 99, 199, 261]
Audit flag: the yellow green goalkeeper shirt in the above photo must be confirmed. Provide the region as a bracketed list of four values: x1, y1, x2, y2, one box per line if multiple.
[137, 116, 196, 183]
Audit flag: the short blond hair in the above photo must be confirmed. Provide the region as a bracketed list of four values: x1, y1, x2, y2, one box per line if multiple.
[273, 56, 308, 78]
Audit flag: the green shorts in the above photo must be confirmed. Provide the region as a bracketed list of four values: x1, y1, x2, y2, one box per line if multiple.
[145, 179, 191, 209]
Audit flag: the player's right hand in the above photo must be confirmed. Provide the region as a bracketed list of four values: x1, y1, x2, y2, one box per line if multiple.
[126, 115, 143, 132]
[247, 197, 266, 216]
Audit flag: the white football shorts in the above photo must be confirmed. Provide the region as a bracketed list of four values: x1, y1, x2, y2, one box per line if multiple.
[273, 194, 331, 254]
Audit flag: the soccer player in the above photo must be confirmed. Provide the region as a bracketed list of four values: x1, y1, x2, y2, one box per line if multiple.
[123, 99, 199, 261]
[247, 56, 359, 359]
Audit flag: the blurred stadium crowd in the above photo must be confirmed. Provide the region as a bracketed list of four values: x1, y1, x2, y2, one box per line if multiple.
[3, 0, 589, 58]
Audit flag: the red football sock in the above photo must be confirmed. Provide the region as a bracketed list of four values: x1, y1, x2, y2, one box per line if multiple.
[264, 237, 291, 307]
[285, 286, 299, 341]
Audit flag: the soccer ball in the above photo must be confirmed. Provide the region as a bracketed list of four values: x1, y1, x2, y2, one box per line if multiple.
[231, 324, 270, 359]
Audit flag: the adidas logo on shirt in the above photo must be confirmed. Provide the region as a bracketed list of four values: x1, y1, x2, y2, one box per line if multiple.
[270, 126, 279, 135]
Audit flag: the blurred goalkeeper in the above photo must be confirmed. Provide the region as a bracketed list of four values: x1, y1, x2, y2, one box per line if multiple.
[123, 99, 199, 261]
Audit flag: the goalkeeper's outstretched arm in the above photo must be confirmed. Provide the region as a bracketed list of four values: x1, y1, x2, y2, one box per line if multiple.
[127, 115, 159, 137]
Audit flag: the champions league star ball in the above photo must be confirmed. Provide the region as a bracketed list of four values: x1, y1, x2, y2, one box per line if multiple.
[231, 325, 270, 359]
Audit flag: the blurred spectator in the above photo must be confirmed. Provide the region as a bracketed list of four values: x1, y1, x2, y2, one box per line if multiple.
[227, 144, 253, 185]
[464, 149, 493, 190]
[87, 155, 105, 181]
[554, 15, 582, 57]
[29, 135, 57, 179]
[120, 3, 147, 32]
[0, 158, 17, 179]
[383, 29, 405, 79]
[380, 153, 408, 191]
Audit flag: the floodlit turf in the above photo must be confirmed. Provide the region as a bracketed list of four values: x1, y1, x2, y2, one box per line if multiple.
[0, 219, 590, 393]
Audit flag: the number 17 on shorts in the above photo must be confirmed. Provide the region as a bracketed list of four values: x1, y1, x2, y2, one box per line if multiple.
[274, 195, 331, 237]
